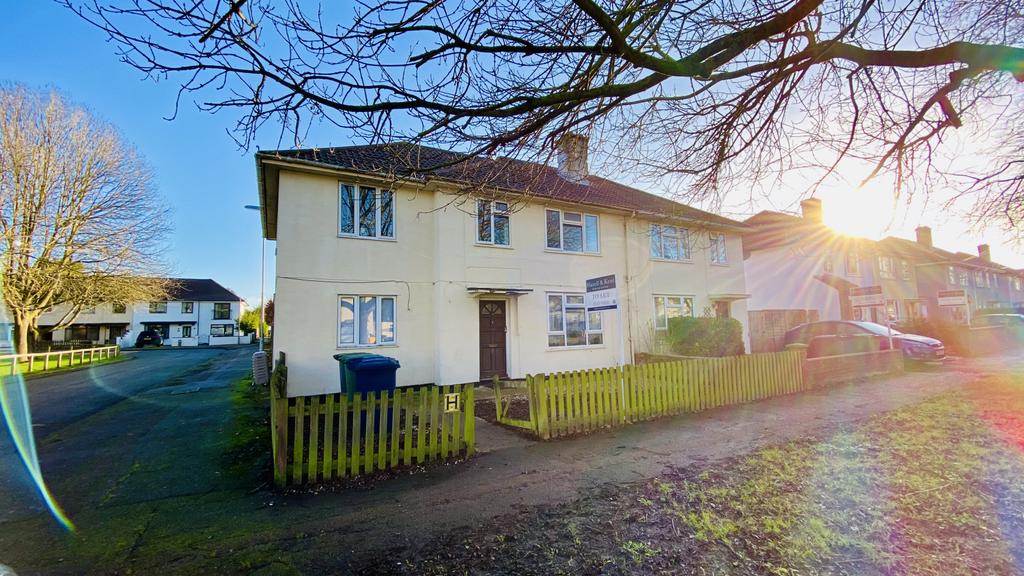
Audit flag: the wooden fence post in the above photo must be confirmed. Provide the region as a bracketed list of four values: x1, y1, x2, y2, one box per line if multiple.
[463, 383, 475, 456]
[270, 359, 289, 487]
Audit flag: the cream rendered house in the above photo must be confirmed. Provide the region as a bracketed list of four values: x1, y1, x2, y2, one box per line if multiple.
[256, 140, 750, 397]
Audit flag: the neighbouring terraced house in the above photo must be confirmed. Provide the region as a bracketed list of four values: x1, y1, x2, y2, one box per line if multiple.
[255, 137, 751, 396]
[743, 199, 1024, 352]
[38, 278, 248, 347]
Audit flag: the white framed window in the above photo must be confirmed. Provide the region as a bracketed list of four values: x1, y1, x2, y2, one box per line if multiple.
[709, 233, 728, 264]
[947, 266, 957, 285]
[476, 200, 510, 246]
[974, 270, 985, 287]
[959, 269, 969, 286]
[338, 295, 396, 347]
[547, 293, 602, 347]
[210, 324, 235, 336]
[545, 209, 599, 253]
[878, 256, 895, 279]
[846, 253, 860, 276]
[650, 224, 690, 261]
[1015, 277, 1022, 291]
[654, 295, 694, 330]
[339, 184, 394, 239]
[900, 259, 911, 279]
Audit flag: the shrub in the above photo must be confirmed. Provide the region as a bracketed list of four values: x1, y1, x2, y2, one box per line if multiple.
[665, 315, 745, 357]
[897, 317, 969, 356]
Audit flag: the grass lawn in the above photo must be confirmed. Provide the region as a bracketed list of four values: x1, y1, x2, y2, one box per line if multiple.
[0, 351, 125, 378]
[369, 374, 1024, 575]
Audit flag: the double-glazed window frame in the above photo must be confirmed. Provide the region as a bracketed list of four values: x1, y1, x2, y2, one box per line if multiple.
[650, 223, 691, 261]
[878, 255, 895, 279]
[210, 324, 235, 337]
[149, 301, 167, 314]
[213, 302, 231, 320]
[547, 292, 603, 347]
[846, 253, 861, 276]
[709, 232, 728, 265]
[339, 184, 395, 240]
[476, 199, 511, 246]
[653, 295, 695, 330]
[545, 209, 600, 254]
[182, 302, 194, 314]
[338, 294, 397, 347]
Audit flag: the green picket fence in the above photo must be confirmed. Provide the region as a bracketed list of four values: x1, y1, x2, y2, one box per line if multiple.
[271, 379, 475, 486]
[521, 350, 805, 439]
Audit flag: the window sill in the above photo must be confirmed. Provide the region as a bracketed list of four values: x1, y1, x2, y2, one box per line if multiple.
[474, 242, 514, 250]
[336, 343, 399, 350]
[336, 234, 398, 243]
[650, 257, 693, 264]
[543, 248, 602, 257]
[546, 344, 606, 352]
[710, 261, 730, 267]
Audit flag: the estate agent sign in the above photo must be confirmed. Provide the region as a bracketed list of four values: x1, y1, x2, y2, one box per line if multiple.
[585, 275, 618, 311]
[850, 285, 884, 308]
[937, 289, 967, 307]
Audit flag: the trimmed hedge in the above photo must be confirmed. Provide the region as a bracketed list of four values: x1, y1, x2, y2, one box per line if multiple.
[665, 316, 745, 357]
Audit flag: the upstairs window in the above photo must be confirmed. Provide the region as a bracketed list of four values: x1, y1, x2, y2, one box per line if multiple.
[947, 266, 957, 285]
[476, 200, 510, 246]
[650, 224, 690, 261]
[822, 255, 834, 274]
[112, 303, 127, 314]
[213, 303, 231, 320]
[846, 253, 860, 276]
[546, 209, 599, 253]
[709, 233, 728, 264]
[182, 302, 194, 314]
[339, 184, 394, 239]
[959, 269, 969, 286]
[149, 302, 167, 314]
[900, 259, 912, 279]
[878, 256, 895, 279]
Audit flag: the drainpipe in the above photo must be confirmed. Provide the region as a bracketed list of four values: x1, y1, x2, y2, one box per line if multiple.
[622, 213, 635, 361]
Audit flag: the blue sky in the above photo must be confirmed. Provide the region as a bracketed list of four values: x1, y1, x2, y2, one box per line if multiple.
[2, 0, 1020, 302]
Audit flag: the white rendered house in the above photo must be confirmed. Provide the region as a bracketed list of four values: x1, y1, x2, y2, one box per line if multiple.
[39, 278, 248, 347]
[256, 139, 751, 397]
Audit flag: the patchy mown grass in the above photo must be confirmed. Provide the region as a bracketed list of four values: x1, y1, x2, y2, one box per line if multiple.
[374, 375, 1024, 575]
[223, 373, 272, 485]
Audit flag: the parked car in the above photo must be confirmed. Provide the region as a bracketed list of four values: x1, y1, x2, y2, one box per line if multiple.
[134, 330, 163, 347]
[784, 320, 945, 362]
[973, 313, 1024, 328]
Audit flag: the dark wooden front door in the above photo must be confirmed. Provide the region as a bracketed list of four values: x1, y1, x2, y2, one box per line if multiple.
[479, 300, 507, 380]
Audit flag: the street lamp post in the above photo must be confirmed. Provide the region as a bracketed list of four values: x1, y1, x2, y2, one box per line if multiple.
[244, 204, 265, 351]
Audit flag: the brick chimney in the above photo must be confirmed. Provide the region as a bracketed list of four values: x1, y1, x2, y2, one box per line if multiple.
[800, 198, 823, 223]
[556, 133, 589, 184]
[915, 226, 933, 248]
[978, 244, 991, 262]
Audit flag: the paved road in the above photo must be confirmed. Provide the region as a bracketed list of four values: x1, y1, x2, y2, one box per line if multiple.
[0, 346, 256, 525]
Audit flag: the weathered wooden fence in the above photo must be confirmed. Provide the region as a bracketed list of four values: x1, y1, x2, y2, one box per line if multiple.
[271, 370, 475, 486]
[514, 351, 805, 439]
[0, 345, 120, 376]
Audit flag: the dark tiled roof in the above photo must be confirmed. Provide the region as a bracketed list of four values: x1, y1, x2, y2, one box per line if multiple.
[256, 144, 744, 228]
[165, 279, 242, 302]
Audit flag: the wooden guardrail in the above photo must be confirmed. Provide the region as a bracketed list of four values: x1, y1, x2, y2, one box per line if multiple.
[518, 351, 805, 440]
[0, 345, 120, 376]
[270, 359, 475, 486]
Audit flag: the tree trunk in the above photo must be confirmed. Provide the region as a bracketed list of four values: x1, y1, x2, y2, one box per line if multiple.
[15, 318, 31, 356]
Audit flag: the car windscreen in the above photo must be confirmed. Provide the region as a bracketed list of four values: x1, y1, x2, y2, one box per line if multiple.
[854, 322, 904, 337]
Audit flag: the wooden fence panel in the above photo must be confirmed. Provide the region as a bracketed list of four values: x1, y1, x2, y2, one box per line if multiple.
[272, 384, 477, 487]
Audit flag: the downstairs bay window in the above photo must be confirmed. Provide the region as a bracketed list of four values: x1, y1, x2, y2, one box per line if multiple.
[338, 295, 397, 347]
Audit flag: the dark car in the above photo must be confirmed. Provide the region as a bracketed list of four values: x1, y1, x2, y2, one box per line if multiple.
[784, 320, 945, 361]
[973, 313, 1024, 328]
[134, 330, 163, 347]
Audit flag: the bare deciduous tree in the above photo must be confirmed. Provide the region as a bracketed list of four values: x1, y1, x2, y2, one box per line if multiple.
[67, 0, 1024, 235]
[0, 85, 171, 354]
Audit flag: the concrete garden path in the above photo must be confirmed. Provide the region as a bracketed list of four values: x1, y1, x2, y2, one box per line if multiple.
[0, 352, 1020, 574]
